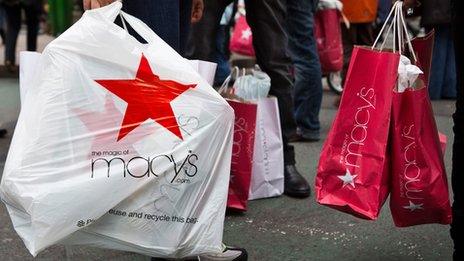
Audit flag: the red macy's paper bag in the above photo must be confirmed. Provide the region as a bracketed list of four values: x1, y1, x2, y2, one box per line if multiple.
[226, 100, 257, 211]
[389, 87, 452, 227]
[316, 46, 399, 220]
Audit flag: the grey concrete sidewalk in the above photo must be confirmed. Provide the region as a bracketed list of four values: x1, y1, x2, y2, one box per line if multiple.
[0, 75, 456, 260]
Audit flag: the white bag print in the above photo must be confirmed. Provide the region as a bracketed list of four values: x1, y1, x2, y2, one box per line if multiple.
[248, 97, 284, 200]
[1, 2, 234, 258]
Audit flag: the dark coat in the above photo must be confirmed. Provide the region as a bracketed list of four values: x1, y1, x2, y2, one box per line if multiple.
[421, 0, 452, 26]
[0, 0, 38, 6]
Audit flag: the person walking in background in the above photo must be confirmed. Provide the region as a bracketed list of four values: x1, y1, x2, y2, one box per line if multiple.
[421, 0, 457, 100]
[187, 0, 312, 198]
[213, 3, 235, 86]
[1, 0, 41, 73]
[287, 0, 323, 142]
[340, 0, 378, 80]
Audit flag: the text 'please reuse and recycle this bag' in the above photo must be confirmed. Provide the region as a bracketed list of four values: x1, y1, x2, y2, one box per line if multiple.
[1, 2, 234, 258]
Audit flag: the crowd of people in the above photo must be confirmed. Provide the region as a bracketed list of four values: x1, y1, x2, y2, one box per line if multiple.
[0, 0, 462, 260]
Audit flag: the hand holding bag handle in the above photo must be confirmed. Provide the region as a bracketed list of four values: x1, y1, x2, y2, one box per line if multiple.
[87, 2, 160, 45]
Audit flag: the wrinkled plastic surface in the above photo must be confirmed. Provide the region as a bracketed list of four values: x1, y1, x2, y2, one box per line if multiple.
[318, 0, 343, 10]
[316, 47, 399, 220]
[397, 55, 423, 93]
[234, 69, 271, 101]
[389, 87, 452, 227]
[1, 2, 234, 258]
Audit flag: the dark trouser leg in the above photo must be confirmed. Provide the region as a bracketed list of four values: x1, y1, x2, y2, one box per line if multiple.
[178, 0, 192, 56]
[341, 23, 374, 81]
[287, 0, 322, 137]
[214, 25, 232, 85]
[451, 0, 464, 259]
[23, 2, 40, 52]
[429, 25, 447, 100]
[443, 24, 457, 99]
[245, 0, 297, 165]
[3, 4, 21, 64]
[122, 0, 191, 55]
[185, 0, 232, 61]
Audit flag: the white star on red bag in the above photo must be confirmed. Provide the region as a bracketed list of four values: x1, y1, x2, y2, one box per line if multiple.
[241, 28, 252, 40]
[338, 169, 357, 188]
[403, 201, 424, 211]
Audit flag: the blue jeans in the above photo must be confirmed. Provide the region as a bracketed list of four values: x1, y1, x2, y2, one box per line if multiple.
[287, 0, 322, 135]
[429, 25, 457, 100]
[122, 0, 192, 55]
[214, 25, 231, 86]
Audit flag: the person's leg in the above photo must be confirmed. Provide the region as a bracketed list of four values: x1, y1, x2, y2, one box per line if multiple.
[214, 24, 232, 86]
[429, 25, 447, 100]
[178, 0, 192, 55]
[287, 0, 322, 141]
[341, 23, 357, 83]
[450, 0, 464, 259]
[185, 0, 231, 61]
[3, 3, 21, 65]
[355, 22, 374, 46]
[23, 1, 40, 52]
[245, 0, 310, 197]
[442, 24, 457, 99]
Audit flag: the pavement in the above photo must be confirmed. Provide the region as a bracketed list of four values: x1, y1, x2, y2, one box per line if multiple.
[0, 34, 457, 260]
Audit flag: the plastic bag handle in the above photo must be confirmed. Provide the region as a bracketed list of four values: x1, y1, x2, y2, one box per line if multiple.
[86, 2, 158, 44]
[217, 66, 240, 94]
[118, 10, 158, 44]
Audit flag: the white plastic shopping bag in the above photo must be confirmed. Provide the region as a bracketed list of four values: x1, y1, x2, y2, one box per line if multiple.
[1, 2, 234, 258]
[19, 51, 41, 105]
[20, 53, 218, 106]
[248, 97, 284, 200]
[188, 60, 218, 86]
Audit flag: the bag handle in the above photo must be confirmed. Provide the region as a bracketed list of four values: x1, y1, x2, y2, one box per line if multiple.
[372, 1, 417, 62]
[118, 10, 159, 44]
[217, 66, 240, 94]
[88, 2, 158, 45]
[398, 2, 417, 62]
[372, 1, 399, 51]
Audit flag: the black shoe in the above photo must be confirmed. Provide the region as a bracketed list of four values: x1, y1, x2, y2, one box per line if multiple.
[0, 129, 6, 138]
[289, 128, 320, 142]
[284, 165, 311, 198]
[288, 133, 320, 142]
[150, 246, 248, 261]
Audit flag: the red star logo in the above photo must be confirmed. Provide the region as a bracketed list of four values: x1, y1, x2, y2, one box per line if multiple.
[95, 54, 196, 141]
[72, 95, 155, 154]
